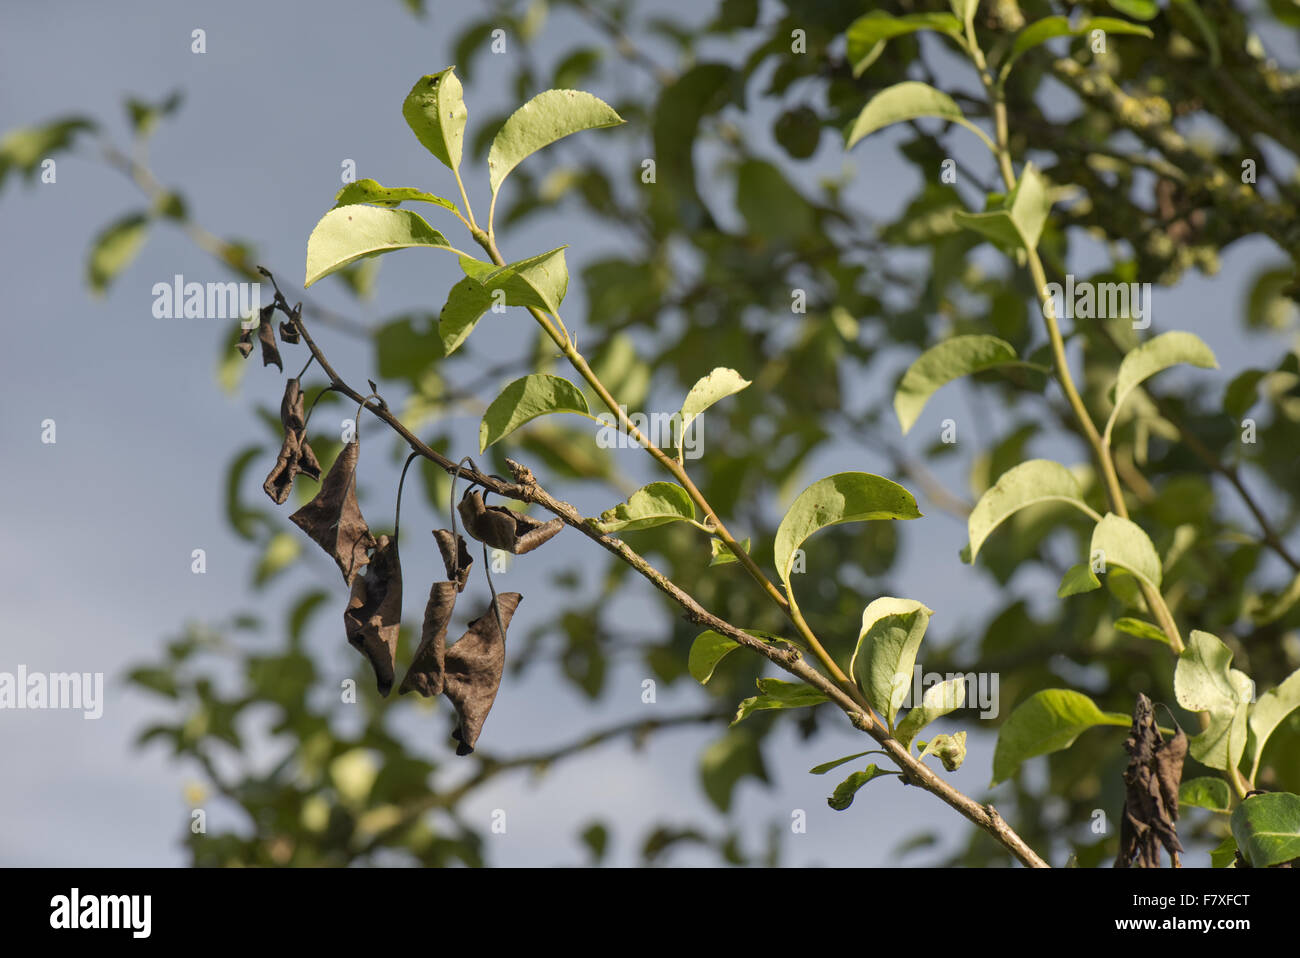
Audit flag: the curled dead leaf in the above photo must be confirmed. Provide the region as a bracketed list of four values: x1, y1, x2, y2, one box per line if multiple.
[1116, 693, 1186, 868]
[264, 378, 322, 504]
[257, 304, 282, 371]
[442, 593, 522, 755]
[433, 528, 473, 592]
[457, 488, 563, 555]
[289, 439, 376, 585]
[344, 534, 403, 696]
[398, 580, 458, 697]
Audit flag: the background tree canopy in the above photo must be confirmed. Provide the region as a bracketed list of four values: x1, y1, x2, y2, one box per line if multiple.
[3, 0, 1299, 867]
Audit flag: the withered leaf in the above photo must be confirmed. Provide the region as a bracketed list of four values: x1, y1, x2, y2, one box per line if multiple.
[289, 439, 376, 585]
[236, 325, 255, 358]
[257, 304, 282, 370]
[344, 534, 403, 696]
[398, 580, 458, 698]
[457, 489, 563, 555]
[442, 592, 522, 755]
[1116, 693, 1186, 868]
[263, 378, 322, 503]
[433, 528, 473, 592]
[279, 320, 300, 344]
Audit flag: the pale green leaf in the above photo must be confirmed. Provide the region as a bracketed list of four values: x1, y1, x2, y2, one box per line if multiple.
[773, 473, 921, 599]
[1114, 617, 1169, 644]
[848, 597, 933, 728]
[895, 676, 966, 748]
[679, 367, 751, 439]
[894, 334, 1020, 434]
[88, 212, 149, 295]
[1091, 513, 1163, 591]
[1230, 791, 1300, 867]
[688, 631, 740, 685]
[402, 68, 468, 172]
[488, 89, 624, 195]
[732, 677, 828, 726]
[1005, 16, 1152, 74]
[846, 81, 981, 150]
[968, 459, 1092, 561]
[304, 206, 449, 288]
[709, 537, 749, 566]
[992, 688, 1130, 784]
[1179, 777, 1232, 812]
[1106, 331, 1218, 441]
[458, 246, 569, 316]
[1246, 668, 1300, 777]
[845, 12, 963, 76]
[1058, 563, 1101, 597]
[1176, 630, 1255, 772]
[918, 730, 967, 771]
[332, 177, 457, 212]
[828, 765, 891, 810]
[952, 163, 1052, 252]
[479, 373, 589, 450]
[591, 481, 695, 533]
[437, 275, 495, 356]
[810, 751, 876, 775]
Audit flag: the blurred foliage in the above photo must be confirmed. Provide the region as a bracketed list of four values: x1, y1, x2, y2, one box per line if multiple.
[8, 0, 1300, 866]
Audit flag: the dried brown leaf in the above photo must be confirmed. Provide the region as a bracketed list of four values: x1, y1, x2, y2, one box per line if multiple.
[236, 325, 255, 358]
[257, 304, 282, 371]
[289, 439, 375, 585]
[398, 580, 458, 697]
[263, 378, 322, 503]
[441, 592, 522, 755]
[343, 534, 403, 696]
[457, 489, 563, 555]
[432, 529, 473, 592]
[1116, 693, 1185, 868]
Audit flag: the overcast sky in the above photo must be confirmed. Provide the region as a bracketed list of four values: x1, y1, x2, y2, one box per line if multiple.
[1, 0, 1295, 867]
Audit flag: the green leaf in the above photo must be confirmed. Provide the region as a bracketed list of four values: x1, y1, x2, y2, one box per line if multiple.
[1176, 630, 1255, 772]
[699, 729, 768, 812]
[732, 678, 828, 725]
[1005, 16, 1153, 73]
[1091, 513, 1163, 591]
[952, 163, 1052, 252]
[87, 212, 149, 295]
[709, 537, 749, 566]
[0, 116, 95, 190]
[688, 631, 740, 685]
[828, 765, 891, 810]
[1230, 792, 1300, 867]
[402, 68, 468, 173]
[918, 730, 967, 771]
[894, 334, 1020, 434]
[895, 677, 966, 748]
[487, 89, 624, 196]
[479, 373, 590, 450]
[1105, 331, 1218, 441]
[679, 367, 751, 441]
[773, 473, 921, 603]
[1107, 0, 1159, 20]
[846, 81, 983, 150]
[1179, 777, 1232, 812]
[991, 689, 1130, 785]
[458, 246, 569, 316]
[1246, 668, 1300, 777]
[810, 751, 876, 775]
[845, 12, 963, 76]
[1114, 617, 1170, 644]
[1249, 569, 1300, 625]
[304, 206, 450, 287]
[591, 481, 695, 533]
[1209, 834, 1238, 868]
[1058, 563, 1102, 597]
[968, 459, 1091, 561]
[848, 597, 933, 728]
[332, 178, 457, 212]
[437, 276, 495, 356]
